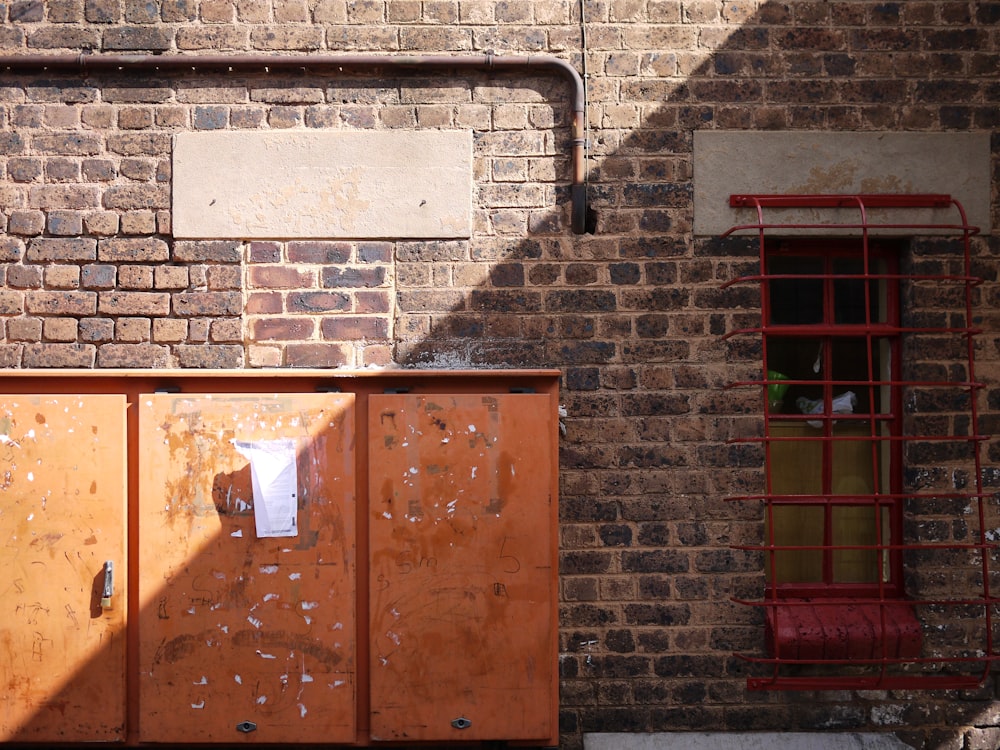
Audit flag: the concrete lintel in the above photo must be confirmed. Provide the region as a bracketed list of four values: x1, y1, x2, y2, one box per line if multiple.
[173, 130, 473, 240]
[693, 131, 991, 236]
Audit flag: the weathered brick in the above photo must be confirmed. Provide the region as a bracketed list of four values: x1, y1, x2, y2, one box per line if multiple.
[43, 317, 78, 342]
[79, 317, 114, 343]
[22, 342, 95, 368]
[28, 185, 100, 210]
[96, 343, 169, 367]
[47, 210, 84, 236]
[249, 26, 323, 51]
[44, 265, 80, 289]
[151, 318, 187, 343]
[172, 241, 242, 263]
[101, 185, 170, 211]
[0, 291, 25, 315]
[175, 344, 244, 368]
[172, 291, 242, 317]
[114, 317, 151, 342]
[105, 132, 171, 158]
[26, 27, 101, 49]
[25, 242, 97, 263]
[209, 318, 242, 343]
[102, 26, 173, 51]
[97, 291, 170, 316]
[7, 317, 41, 341]
[154, 266, 189, 289]
[0, 239, 25, 263]
[97, 237, 169, 262]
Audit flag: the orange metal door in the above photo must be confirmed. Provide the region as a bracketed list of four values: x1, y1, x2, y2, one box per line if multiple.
[368, 393, 557, 743]
[137, 393, 356, 743]
[0, 395, 127, 741]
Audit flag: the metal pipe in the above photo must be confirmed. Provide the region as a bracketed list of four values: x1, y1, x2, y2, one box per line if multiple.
[0, 52, 589, 233]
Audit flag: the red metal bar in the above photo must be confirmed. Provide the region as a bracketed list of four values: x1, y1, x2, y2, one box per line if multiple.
[730, 194, 956, 209]
[723, 193, 991, 690]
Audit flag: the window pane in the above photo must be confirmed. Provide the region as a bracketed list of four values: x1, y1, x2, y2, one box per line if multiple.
[768, 505, 824, 583]
[767, 256, 823, 325]
[831, 505, 890, 583]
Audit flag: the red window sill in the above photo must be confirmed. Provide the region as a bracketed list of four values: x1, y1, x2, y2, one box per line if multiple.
[765, 599, 923, 661]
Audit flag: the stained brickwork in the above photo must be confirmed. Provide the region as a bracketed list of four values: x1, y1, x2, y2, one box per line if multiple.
[0, 2, 998, 748]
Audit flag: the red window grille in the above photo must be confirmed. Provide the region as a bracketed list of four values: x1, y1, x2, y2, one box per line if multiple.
[722, 194, 995, 691]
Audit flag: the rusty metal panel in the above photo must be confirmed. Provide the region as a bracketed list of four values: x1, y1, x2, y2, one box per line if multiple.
[368, 393, 557, 743]
[137, 393, 356, 743]
[0, 395, 127, 742]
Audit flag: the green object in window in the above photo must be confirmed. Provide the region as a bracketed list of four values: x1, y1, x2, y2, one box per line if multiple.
[767, 370, 790, 409]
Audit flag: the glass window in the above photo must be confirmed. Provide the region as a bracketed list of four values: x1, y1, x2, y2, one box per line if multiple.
[762, 240, 901, 594]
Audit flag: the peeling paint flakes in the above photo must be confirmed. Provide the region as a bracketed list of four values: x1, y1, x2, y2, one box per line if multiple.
[301, 601, 319, 610]
[289, 572, 301, 580]
[299, 703, 307, 718]
[256, 696, 267, 705]
[191, 701, 205, 709]
[248, 615, 263, 629]
[234, 674, 242, 684]
[231, 529, 243, 538]
[193, 676, 208, 685]
[301, 674, 314, 683]
[331, 680, 346, 688]
[260, 565, 279, 574]
[264, 593, 279, 602]
[256, 650, 276, 659]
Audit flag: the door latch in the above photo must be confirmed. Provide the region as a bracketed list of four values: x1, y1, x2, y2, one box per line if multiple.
[100, 561, 114, 609]
[451, 717, 471, 730]
[236, 721, 257, 733]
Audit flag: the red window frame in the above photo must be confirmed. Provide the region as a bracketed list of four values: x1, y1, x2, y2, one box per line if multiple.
[760, 238, 904, 599]
[722, 194, 995, 691]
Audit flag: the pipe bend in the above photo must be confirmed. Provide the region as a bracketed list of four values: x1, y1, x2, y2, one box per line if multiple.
[0, 51, 588, 233]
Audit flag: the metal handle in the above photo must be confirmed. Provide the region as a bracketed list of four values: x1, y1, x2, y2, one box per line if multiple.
[100, 560, 114, 609]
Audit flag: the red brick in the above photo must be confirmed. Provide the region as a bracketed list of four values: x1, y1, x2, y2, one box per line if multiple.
[249, 265, 315, 289]
[286, 291, 350, 313]
[286, 241, 352, 264]
[284, 342, 350, 367]
[252, 318, 315, 341]
[321, 316, 390, 340]
[246, 292, 283, 314]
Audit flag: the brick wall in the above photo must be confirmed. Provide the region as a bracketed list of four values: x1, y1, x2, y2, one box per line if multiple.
[1, 2, 998, 748]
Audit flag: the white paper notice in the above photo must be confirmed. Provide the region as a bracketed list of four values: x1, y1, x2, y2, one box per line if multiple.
[233, 438, 299, 538]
